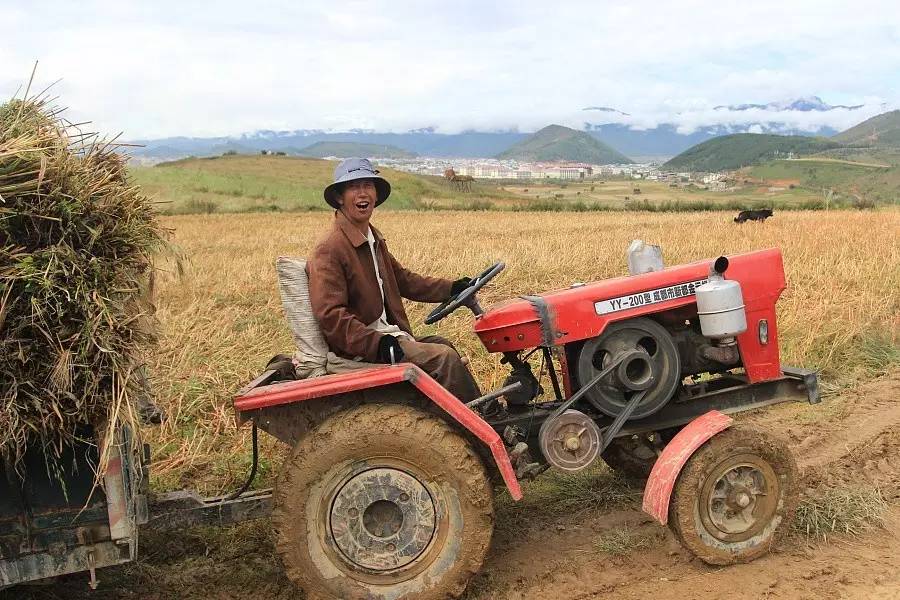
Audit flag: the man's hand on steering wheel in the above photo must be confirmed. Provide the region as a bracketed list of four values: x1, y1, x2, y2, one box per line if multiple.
[424, 262, 505, 325]
[450, 277, 472, 297]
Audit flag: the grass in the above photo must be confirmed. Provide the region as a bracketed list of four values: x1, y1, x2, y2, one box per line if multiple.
[494, 465, 640, 530]
[664, 133, 841, 172]
[130, 155, 507, 214]
[143, 209, 900, 495]
[748, 154, 900, 204]
[594, 526, 660, 555]
[794, 486, 887, 541]
[127, 154, 870, 216]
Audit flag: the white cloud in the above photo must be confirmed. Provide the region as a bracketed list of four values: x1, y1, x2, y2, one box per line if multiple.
[1, 0, 898, 138]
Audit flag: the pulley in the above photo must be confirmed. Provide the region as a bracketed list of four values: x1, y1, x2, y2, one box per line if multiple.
[538, 409, 602, 472]
[576, 317, 681, 420]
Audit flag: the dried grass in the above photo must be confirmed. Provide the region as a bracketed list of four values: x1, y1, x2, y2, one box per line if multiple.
[794, 486, 887, 541]
[146, 209, 899, 493]
[0, 94, 165, 468]
[593, 526, 659, 555]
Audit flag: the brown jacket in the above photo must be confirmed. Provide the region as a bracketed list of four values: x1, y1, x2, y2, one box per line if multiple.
[307, 212, 453, 362]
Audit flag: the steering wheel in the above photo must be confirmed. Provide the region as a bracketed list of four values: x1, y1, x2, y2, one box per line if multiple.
[425, 262, 505, 325]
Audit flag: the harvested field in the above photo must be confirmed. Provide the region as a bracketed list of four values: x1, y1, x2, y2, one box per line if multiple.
[6, 208, 899, 599]
[134, 208, 899, 493]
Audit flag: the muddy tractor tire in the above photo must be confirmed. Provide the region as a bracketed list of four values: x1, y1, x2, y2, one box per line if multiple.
[273, 403, 494, 600]
[668, 426, 798, 565]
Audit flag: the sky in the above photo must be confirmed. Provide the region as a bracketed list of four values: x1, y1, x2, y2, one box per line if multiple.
[1, 0, 899, 139]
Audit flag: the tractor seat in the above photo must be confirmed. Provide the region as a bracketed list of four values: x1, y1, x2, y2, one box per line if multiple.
[276, 256, 379, 379]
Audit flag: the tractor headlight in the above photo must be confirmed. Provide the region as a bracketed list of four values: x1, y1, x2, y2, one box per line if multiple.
[758, 319, 769, 345]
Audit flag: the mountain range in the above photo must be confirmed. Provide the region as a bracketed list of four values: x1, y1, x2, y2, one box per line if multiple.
[713, 96, 864, 112]
[126, 97, 889, 162]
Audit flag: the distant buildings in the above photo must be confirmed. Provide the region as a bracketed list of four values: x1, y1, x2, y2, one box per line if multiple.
[377, 156, 736, 190]
[382, 157, 604, 180]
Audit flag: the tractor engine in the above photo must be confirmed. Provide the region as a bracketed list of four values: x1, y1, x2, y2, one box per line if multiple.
[474, 249, 786, 422]
[573, 256, 748, 419]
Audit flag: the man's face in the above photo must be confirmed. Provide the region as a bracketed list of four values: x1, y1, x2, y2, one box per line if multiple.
[337, 179, 377, 226]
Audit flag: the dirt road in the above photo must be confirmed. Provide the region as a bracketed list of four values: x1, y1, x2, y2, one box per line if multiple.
[467, 375, 900, 600]
[8, 375, 899, 600]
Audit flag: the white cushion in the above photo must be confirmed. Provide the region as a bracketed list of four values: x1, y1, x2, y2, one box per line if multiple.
[276, 257, 329, 378]
[276, 256, 379, 377]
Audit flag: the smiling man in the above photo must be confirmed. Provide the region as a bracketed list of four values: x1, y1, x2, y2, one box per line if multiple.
[306, 157, 482, 402]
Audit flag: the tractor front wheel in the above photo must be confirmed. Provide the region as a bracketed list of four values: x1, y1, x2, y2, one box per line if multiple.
[273, 403, 494, 600]
[668, 427, 798, 565]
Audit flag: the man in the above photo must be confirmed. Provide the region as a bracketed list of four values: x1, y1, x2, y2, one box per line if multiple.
[307, 157, 482, 402]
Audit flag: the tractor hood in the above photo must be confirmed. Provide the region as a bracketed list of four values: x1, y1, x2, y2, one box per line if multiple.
[473, 248, 785, 353]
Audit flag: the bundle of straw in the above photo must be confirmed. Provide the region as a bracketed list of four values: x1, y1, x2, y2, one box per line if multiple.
[0, 94, 165, 467]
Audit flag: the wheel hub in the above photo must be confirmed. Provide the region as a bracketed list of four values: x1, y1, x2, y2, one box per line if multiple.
[702, 459, 778, 541]
[330, 468, 436, 571]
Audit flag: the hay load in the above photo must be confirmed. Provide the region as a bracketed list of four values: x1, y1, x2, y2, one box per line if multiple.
[0, 95, 165, 466]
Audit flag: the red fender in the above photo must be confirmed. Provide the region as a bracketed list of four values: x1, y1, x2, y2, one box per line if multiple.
[233, 364, 523, 501]
[641, 410, 733, 525]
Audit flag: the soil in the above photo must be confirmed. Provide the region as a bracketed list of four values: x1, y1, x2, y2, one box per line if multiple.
[7, 374, 899, 600]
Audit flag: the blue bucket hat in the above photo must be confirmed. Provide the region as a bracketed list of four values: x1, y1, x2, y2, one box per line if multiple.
[323, 157, 391, 209]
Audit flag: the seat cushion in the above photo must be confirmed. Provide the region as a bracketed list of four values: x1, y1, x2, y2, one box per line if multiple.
[276, 257, 329, 378]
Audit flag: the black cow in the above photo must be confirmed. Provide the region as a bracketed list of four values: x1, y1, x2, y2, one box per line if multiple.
[734, 209, 774, 223]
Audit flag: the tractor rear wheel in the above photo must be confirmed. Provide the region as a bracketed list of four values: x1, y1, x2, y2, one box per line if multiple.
[668, 427, 798, 565]
[273, 403, 494, 600]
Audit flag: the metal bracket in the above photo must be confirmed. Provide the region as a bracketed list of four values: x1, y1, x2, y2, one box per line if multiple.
[521, 295, 556, 346]
[467, 381, 524, 409]
[75, 530, 98, 590]
[781, 366, 820, 404]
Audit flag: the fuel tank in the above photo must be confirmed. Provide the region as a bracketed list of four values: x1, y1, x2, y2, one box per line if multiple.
[473, 248, 787, 382]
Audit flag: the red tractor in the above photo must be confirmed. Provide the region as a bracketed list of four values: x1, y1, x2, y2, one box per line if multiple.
[233, 248, 818, 600]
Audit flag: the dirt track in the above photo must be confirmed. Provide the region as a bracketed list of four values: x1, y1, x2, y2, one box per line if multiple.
[465, 374, 900, 600]
[7, 374, 900, 600]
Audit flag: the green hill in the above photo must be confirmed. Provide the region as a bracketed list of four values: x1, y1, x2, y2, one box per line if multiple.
[496, 124, 631, 164]
[832, 110, 900, 147]
[664, 134, 841, 171]
[129, 155, 505, 214]
[296, 141, 416, 159]
[748, 150, 900, 205]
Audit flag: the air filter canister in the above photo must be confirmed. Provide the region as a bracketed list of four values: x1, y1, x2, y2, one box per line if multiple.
[696, 258, 747, 340]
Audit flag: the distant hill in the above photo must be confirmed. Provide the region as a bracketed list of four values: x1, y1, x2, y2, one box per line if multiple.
[496, 124, 632, 164]
[296, 141, 417, 159]
[833, 110, 900, 147]
[130, 155, 509, 213]
[664, 134, 841, 171]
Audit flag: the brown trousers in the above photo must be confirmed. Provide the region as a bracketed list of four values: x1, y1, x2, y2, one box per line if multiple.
[398, 335, 482, 403]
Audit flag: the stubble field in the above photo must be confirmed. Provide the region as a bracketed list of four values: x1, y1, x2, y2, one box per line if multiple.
[10, 208, 899, 599]
[144, 209, 898, 495]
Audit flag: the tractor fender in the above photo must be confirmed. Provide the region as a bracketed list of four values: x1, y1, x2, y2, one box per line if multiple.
[641, 410, 733, 525]
[233, 364, 523, 501]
